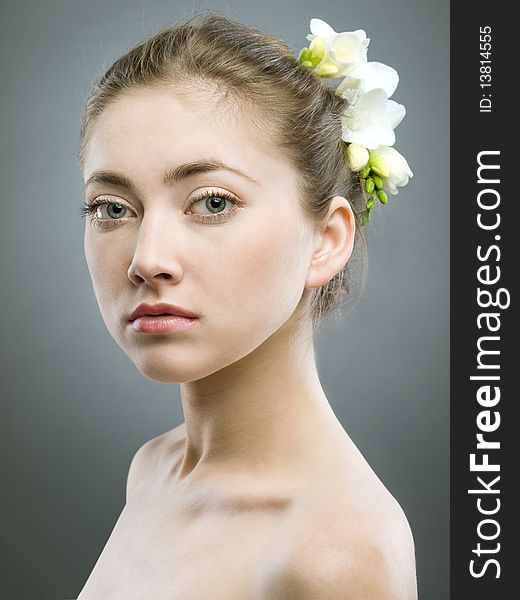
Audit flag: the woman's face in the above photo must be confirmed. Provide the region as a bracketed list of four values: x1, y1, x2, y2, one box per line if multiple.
[82, 87, 317, 383]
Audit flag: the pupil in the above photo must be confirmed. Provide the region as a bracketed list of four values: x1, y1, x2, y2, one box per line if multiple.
[108, 203, 125, 219]
[207, 197, 224, 213]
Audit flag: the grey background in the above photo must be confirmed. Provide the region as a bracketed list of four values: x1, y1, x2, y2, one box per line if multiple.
[0, 0, 449, 598]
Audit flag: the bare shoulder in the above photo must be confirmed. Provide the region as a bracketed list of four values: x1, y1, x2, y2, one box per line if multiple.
[260, 490, 418, 600]
[125, 422, 186, 501]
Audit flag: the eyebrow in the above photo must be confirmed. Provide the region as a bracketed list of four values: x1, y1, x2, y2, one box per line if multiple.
[84, 159, 258, 192]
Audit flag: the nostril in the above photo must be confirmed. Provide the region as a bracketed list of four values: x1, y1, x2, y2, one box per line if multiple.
[128, 268, 178, 286]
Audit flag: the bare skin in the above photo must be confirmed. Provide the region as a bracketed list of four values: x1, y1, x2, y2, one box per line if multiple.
[78, 86, 418, 598]
[77, 353, 417, 599]
[78, 419, 417, 599]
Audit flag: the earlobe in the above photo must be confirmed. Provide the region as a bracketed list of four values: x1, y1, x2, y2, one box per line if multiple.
[305, 196, 356, 289]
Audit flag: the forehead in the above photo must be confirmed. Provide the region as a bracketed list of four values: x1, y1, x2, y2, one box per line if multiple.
[82, 86, 295, 190]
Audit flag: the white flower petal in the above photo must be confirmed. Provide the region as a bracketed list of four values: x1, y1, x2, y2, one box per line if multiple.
[385, 100, 406, 130]
[331, 31, 367, 67]
[348, 121, 395, 148]
[370, 124, 396, 147]
[342, 124, 392, 149]
[309, 18, 336, 39]
[339, 62, 399, 97]
[353, 30, 370, 54]
[353, 29, 368, 42]
[340, 89, 404, 149]
[355, 88, 388, 117]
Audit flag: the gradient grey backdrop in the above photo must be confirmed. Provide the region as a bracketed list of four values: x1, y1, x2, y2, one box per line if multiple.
[0, 0, 449, 598]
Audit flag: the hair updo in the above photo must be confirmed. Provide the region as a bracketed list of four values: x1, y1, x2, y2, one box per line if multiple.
[78, 11, 368, 335]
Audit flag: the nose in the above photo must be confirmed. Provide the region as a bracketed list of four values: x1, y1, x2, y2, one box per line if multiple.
[127, 216, 183, 287]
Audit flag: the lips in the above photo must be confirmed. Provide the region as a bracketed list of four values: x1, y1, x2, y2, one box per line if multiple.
[128, 302, 199, 322]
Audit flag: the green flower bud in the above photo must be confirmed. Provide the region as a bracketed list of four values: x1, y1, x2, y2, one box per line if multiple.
[367, 195, 374, 209]
[365, 177, 375, 194]
[372, 174, 383, 189]
[377, 189, 388, 204]
[297, 47, 311, 63]
[360, 165, 371, 179]
[301, 60, 313, 69]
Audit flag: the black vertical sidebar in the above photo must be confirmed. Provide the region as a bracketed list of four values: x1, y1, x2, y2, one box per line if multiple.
[451, 1, 515, 598]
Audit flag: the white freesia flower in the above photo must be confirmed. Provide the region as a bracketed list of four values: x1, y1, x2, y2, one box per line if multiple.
[369, 146, 413, 194]
[340, 88, 406, 149]
[299, 17, 412, 216]
[336, 61, 399, 98]
[306, 18, 369, 77]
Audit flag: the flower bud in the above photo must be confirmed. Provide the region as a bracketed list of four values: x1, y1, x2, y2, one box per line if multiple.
[377, 189, 388, 204]
[346, 143, 370, 172]
[372, 174, 383, 189]
[365, 177, 375, 194]
[297, 47, 311, 63]
[309, 36, 326, 62]
[369, 151, 390, 178]
[371, 146, 413, 194]
[315, 58, 340, 77]
[360, 165, 371, 179]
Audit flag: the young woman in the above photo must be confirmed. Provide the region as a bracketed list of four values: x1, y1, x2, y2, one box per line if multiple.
[77, 12, 417, 599]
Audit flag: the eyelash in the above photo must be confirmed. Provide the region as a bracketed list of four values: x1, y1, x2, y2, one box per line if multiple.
[79, 189, 243, 229]
[187, 189, 243, 223]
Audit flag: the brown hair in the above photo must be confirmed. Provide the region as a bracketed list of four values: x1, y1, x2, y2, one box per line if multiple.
[78, 11, 367, 334]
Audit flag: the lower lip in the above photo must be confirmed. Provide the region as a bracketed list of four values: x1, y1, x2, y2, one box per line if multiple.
[130, 315, 199, 333]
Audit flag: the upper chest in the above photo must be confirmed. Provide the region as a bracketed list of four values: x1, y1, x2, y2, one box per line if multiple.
[77, 481, 300, 600]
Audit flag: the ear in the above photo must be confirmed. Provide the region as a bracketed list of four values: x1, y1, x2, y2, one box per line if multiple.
[305, 196, 356, 289]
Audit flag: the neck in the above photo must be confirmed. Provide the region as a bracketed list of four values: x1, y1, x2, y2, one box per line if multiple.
[173, 312, 345, 485]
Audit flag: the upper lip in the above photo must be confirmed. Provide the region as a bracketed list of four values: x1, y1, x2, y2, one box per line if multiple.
[128, 302, 199, 321]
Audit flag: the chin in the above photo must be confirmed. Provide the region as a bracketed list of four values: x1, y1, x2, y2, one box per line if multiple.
[128, 353, 205, 383]
[122, 344, 231, 384]
[134, 362, 204, 384]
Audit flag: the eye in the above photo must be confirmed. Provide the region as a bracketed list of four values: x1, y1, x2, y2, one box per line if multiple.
[187, 189, 244, 223]
[96, 202, 128, 219]
[79, 197, 135, 228]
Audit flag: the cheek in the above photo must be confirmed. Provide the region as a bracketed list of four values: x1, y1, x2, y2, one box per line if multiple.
[84, 230, 129, 324]
[202, 215, 310, 335]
